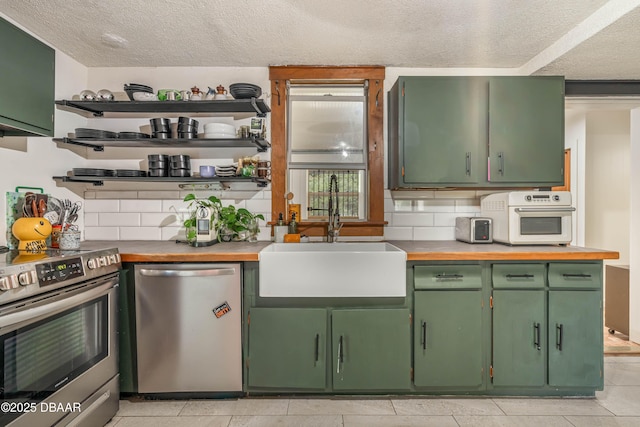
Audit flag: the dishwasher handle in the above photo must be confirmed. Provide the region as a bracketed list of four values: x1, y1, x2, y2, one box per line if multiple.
[138, 268, 236, 278]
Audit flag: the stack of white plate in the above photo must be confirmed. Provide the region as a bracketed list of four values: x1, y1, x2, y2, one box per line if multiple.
[215, 164, 238, 177]
[204, 123, 236, 139]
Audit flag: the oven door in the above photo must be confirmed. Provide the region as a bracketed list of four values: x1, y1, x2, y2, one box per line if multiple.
[508, 206, 575, 245]
[0, 274, 118, 427]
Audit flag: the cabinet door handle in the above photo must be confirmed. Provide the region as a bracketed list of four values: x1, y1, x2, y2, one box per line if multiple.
[421, 321, 427, 350]
[314, 333, 320, 363]
[533, 322, 541, 350]
[465, 152, 471, 176]
[497, 152, 505, 176]
[556, 324, 564, 351]
[337, 335, 344, 374]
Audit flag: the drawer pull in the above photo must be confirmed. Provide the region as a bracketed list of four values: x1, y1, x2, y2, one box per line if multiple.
[314, 333, 320, 363]
[421, 321, 427, 350]
[435, 273, 463, 280]
[506, 274, 534, 279]
[562, 273, 592, 279]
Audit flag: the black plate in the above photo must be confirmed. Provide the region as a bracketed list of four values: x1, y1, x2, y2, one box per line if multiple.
[75, 128, 118, 139]
[73, 168, 116, 177]
[118, 132, 150, 139]
[116, 169, 147, 177]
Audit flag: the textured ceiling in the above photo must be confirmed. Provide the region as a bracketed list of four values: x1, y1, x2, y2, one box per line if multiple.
[1, 0, 639, 78]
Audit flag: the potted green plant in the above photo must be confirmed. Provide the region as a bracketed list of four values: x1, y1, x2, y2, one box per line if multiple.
[183, 194, 221, 245]
[218, 205, 265, 242]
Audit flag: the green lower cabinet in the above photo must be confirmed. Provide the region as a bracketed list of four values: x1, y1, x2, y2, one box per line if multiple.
[548, 291, 603, 388]
[414, 291, 484, 388]
[248, 308, 327, 389]
[492, 290, 546, 387]
[332, 309, 411, 391]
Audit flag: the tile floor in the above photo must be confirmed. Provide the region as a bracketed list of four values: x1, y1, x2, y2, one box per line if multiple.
[105, 356, 640, 427]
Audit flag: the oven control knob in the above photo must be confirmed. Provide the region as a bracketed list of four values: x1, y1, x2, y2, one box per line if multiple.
[0, 275, 19, 291]
[87, 258, 97, 270]
[525, 195, 532, 201]
[99, 256, 108, 267]
[18, 271, 37, 286]
[553, 195, 560, 201]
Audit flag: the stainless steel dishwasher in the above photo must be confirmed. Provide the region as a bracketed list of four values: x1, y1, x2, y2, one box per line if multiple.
[134, 263, 242, 393]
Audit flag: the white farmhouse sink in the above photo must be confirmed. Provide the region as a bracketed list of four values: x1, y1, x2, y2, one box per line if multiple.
[258, 242, 407, 297]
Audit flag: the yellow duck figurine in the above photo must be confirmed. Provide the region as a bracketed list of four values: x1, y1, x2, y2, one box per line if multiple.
[12, 217, 53, 253]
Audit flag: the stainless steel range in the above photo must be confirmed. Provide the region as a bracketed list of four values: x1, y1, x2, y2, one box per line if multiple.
[0, 247, 121, 427]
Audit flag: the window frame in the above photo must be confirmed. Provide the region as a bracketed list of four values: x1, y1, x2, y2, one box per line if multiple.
[269, 66, 386, 237]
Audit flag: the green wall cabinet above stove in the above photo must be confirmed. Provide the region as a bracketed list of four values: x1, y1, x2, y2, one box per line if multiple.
[0, 16, 55, 137]
[388, 76, 564, 189]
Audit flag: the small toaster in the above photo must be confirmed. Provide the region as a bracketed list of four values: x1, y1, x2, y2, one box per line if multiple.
[455, 217, 492, 243]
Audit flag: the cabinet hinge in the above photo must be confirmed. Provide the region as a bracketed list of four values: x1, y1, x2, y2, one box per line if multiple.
[490, 295, 493, 309]
[409, 313, 412, 326]
[247, 312, 250, 325]
[489, 365, 493, 379]
[410, 367, 414, 381]
[402, 83, 405, 97]
[401, 166, 405, 177]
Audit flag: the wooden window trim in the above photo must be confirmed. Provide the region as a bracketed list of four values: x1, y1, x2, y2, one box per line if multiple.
[269, 65, 386, 237]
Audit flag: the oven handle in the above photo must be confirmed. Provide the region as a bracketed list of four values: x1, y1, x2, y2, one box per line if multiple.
[514, 207, 576, 213]
[0, 280, 116, 330]
[138, 268, 236, 277]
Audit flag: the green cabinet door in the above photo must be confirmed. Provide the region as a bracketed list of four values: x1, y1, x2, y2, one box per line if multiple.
[0, 17, 55, 136]
[548, 291, 603, 388]
[488, 76, 564, 185]
[332, 308, 411, 391]
[414, 291, 484, 388]
[401, 77, 487, 185]
[492, 290, 545, 387]
[248, 308, 327, 389]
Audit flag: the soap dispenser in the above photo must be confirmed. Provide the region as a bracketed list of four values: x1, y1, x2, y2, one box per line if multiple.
[274, 212, 288, 242]
[288, 212, 298, 234]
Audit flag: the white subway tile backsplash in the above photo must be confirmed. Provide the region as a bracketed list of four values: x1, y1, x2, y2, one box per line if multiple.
[98, 213, 140, 227]
[392, 212, 434, 227]
[84, 213, 99, 227]
[384, 197, 395, 213]
[414, 199, 456, 212]
[384, 227, 413, 240]
[84, 200, 119, 213]
[141, 213, 181, 227]
[94, 191, 139, 199]
[455, 198, 481, 213]
[137, 191, 180, 200]
[434, 190, 477, 199]
[120, 200, 162, 212]
[434, 212, 463, 227]
[161, 227, 185, 241]
[393, 200, 413, 212]
[413, 226, 456, 240]
[85, 227, 119, 240]
[245, 198, 272, 213]
[118, 227, 162, 240]
[162, 200, 190, 213]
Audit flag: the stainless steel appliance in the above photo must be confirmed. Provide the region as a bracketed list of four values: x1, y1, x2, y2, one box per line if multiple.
[0, 248, 121, 427]
[134, 263, 242, 393]
[455, 217, 492, 243]
[480, 191, 574, 245]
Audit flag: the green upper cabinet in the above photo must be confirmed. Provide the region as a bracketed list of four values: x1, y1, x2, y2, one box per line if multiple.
[0, 16, 55, 137]
[388, 75, 564, 189]
[390, 76, 487, 186]
[488, 76, 565, 185]
[332, 308, 411, 391]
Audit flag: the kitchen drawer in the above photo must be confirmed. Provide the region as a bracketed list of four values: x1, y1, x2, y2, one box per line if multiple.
[492, 263, 545, 288]
[548, 262, 601, 289]
[414, 265, 482, 289]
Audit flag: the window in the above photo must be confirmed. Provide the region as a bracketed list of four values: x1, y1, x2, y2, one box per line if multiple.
[287, 83, 367, 221]
[269, 66, 386, 237]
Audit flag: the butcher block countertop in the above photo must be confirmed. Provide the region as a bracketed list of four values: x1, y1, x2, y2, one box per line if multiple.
[388, 240, 619, 261]
[81, 240, 619, 263]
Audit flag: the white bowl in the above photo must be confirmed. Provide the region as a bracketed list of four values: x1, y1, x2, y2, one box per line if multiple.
[203, 123, 235, 133]
[133, 92, 158, 101]
[204, 132, 237, 139]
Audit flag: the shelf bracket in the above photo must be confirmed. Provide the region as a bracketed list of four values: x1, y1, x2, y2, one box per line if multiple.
[58, 137, 105, 152]
[250, 97, 267, 117]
